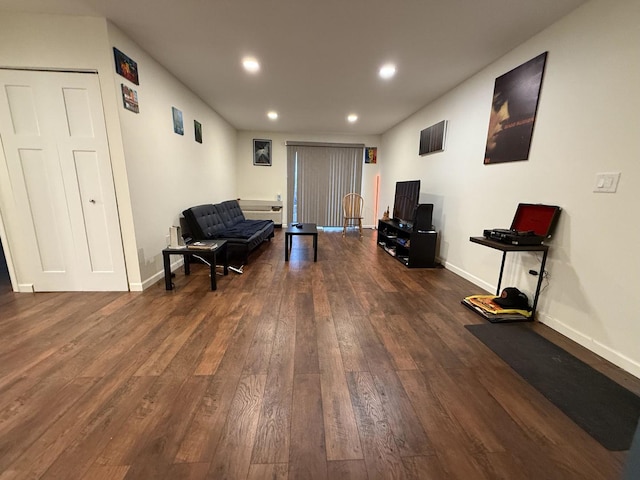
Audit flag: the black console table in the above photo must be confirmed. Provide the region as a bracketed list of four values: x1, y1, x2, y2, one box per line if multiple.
[377, 219, 437, 268]
[163, 240, 228, 291]
[468, 236, 549, 319]
[285, 223, 318, 262]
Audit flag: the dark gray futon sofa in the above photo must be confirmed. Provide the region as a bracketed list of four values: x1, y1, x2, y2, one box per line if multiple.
[182, 200, 274, 263]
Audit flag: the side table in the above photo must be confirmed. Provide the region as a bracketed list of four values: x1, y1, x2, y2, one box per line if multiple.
[162, 240, 228, 291]
[467, 236, 549, 320]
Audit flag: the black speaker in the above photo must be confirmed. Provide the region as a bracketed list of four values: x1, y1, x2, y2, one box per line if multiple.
[414, 203, 433, 231]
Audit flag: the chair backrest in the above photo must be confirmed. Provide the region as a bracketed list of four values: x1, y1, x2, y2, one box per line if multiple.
[343, 193, 364, 218]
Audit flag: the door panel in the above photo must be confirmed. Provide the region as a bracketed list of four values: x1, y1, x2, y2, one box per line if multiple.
[19, 148, 67, 273]
[0, 69, 127, 291]
[74, 150, 115, 273]
[62, 87, 95, 138]
[6, 85, 40, 135]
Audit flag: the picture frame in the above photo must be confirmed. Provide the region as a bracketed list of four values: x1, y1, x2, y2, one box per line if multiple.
[253, 139, 272, 166]
[484, 52, 547, 164]
[121, 84, 139, 113]
[194, 120, 202, 143]
[365, 147, 377, 164]
[419, 120, 447, 156]
[172, 107, 184, 135]
[113, 47, 139, 85]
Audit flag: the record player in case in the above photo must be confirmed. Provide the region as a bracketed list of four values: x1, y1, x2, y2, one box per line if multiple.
[483, 203, 561, 245]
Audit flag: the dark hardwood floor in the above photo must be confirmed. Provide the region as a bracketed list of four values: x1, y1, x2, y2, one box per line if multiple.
[0, 228, 638, 479]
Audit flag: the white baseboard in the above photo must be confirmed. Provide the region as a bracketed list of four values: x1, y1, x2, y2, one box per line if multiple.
[539, 313, 640, 379]
[443, 261, 494, 294]
[140, 257, 185, 291]
[445, 260, 640, 379]
[18, 283, 34, 293]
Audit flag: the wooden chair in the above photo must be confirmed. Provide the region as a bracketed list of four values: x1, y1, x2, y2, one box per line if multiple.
[342, 193, 364, 237]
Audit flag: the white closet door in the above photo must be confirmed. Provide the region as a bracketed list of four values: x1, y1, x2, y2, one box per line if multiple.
[0, 69, 127, 291]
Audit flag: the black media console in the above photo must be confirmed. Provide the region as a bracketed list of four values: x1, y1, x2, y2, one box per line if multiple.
[377, 219, 437, 268]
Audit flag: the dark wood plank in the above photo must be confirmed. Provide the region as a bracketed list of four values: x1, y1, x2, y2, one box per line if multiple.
[346, 371, 407, 479]
[207, 374, 267, 479]
[247, 463, 288, 479]
[327, 459, 368, 480]
[289, 373, 327, 479]
[316, 316, 363, 461]
[250, 317, 296, 464]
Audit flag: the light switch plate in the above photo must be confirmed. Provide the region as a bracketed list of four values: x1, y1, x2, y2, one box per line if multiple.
[593, 172, 621, 193]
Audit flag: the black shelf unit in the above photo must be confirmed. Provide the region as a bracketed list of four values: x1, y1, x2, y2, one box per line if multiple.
[377, 219, 437, 268]
[464, 236, 550, 322]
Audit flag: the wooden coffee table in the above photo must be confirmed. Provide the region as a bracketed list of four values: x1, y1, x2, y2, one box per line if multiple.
[284, 223, 318, 262]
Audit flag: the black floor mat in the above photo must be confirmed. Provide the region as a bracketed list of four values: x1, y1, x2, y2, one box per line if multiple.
[465, 323, 640, 451]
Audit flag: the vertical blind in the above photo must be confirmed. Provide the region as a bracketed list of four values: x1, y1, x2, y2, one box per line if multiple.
[286, 142, 363, 226]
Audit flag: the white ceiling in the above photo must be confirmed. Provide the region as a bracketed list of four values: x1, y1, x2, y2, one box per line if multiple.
[0, 0, 586, 135]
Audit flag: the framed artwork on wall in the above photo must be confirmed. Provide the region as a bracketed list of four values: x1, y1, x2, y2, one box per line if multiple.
[484, 52, 548, 164]
[113, 47, 139, 85]
[365, 147, 377, 164]
[194, 120, 202, 143]
[172, 107, 184, 135]
[253, 139, 272, 166]
[419, 120, 447, 155]
[121, 84, 139, 113]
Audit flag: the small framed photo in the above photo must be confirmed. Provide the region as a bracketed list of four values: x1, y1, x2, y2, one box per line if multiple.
[194, 120, 202, 143]
[172, 107, 184, 135]
[121, 84, 139, 113]
[113, 47, 139, 85]
[365, 147, 377, 164]
[253, 139, 272, 166]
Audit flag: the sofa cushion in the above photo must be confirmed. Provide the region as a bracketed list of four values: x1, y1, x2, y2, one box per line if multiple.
[182, 204, 227, 239]
[220, 219, 274, 240]
[214, 200, 246, 228]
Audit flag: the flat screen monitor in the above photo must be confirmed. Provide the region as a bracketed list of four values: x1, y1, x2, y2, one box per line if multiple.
[393, 180, 420, 227]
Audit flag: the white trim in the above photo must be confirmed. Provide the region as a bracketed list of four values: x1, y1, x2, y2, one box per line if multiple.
[539, 313, 640, 379]
[444, 261, 494, 294]
[17, 283, 34, 293]
[140, 258, 185, 291]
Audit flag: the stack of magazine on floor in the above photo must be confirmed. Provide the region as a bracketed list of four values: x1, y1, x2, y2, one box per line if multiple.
[462, 295, 532, 322]
[187, 240, 218, 250]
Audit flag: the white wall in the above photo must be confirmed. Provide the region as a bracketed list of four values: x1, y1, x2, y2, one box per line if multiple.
[381, 0, 640, 377]
[236, 131, 382, 227]
[107, 24, 237, 287]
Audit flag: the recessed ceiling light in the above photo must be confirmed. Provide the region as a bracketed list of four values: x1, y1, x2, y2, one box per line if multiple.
[267, 111, 278, 120]
[242, 57, 260, 73]
[347, 114, 358, 123]
[379, 63, 396, 79]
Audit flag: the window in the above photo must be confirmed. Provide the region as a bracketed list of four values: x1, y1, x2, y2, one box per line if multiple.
[286, 142, 363, 226]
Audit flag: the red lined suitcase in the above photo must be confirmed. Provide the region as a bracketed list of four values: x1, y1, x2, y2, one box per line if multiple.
[484, 203, 562, 245]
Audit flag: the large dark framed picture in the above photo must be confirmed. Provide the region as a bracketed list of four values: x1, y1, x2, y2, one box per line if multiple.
[419, 120, 447, 156]
[484, 52, 547, 164]
[253, 139, 272, 166]
[113, 47, 139, 85]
